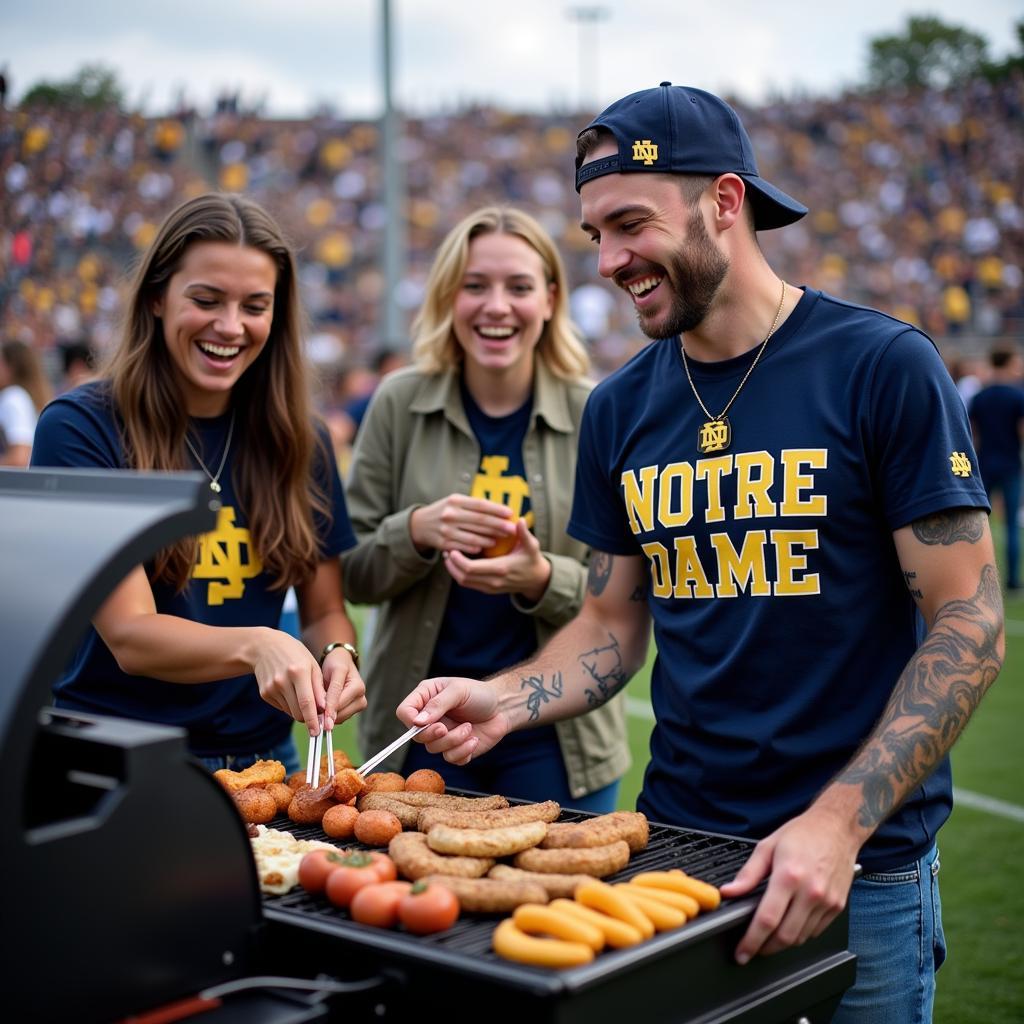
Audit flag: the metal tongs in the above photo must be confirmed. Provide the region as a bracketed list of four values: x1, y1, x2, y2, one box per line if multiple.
[355, 723, 429, 777]
[305, 716, 336, 789]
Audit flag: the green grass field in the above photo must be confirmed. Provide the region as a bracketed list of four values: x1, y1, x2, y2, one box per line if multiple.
[307, 526, 1024, 1021]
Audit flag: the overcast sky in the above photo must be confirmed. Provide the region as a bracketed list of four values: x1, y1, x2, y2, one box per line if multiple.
[2, 0, 1020, 117]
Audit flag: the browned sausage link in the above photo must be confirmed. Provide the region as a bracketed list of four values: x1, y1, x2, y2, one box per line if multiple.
[374, 791, 509, 810]
[356, 793, 421, 828]
[419, 874, 549, 913]
[513, 840, 631, 877]
[417, 800, 561, 834]
[540, 812, 649, 853]
[426, 820, 548, 857]
[488, 864, 593, 900]
[388, 832, 495, 880]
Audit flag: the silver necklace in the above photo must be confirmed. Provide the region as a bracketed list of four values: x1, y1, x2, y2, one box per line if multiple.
[681, 280, 787, 455]
[184, 411, 235, 493]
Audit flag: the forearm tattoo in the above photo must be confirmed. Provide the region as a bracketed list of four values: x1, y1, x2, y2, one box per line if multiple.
[521, 672, 564, 721]
[838, 564, 1003, 829]
[580, 633, 629, 708]
[587, 552, 612, 596]
[903, 570, 923, 599]
[912, 509, 985, 546]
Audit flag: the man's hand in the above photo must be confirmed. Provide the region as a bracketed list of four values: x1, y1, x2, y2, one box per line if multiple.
[397, 676, 512, 764]
[719, 802, 861, 963]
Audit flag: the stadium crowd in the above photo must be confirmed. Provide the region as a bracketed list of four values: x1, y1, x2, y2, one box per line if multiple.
[1, 73, 1022, 425]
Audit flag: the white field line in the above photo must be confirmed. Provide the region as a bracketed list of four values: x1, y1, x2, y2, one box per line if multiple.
[623, 699, 1024, 825]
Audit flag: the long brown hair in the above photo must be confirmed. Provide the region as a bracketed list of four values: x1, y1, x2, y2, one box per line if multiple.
[105, 193, 330, 590]
[1, 341, 53, 412]
[412, 206, 589, 380]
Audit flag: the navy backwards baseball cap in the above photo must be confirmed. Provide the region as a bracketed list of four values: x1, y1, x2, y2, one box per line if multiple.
[575, 82, 807, 230]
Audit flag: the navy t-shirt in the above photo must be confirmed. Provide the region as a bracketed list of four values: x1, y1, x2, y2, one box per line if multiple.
[30, 382, 357, 757]
[968, 382, 1024, 480]
[568, 288, 989, 871]
[429, 382, 538, 678]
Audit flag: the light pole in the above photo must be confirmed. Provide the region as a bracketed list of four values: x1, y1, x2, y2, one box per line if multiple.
[565, 6, 609, 112]
[380, 0, 406, 349]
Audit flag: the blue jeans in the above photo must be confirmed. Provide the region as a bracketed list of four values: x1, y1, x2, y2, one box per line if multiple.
[832, 844, 946, 1024]
[402, 724, 620, 813]
[195, 735, 301, 777]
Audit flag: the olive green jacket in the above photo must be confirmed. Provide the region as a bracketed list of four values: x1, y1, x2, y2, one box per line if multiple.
[341, 360, 630, 801]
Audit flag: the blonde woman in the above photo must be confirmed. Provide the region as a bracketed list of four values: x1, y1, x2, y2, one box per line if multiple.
[342, 207, 629, 809]
[31, 194, 366, 772]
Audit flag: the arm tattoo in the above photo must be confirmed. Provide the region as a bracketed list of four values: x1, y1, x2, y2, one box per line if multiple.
[912, 509, 985, 546]
[579, 633, 629, 708]
[903, 570, 923, 599]
[837, 564, 1002, 829]
[587, 552, 612, 596]
[521, 672, 564, 722]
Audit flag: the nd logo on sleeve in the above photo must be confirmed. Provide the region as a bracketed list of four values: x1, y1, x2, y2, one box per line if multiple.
[192, 506, 262, 605]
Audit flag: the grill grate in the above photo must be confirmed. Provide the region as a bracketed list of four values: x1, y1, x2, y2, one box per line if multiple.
[263, 811, 756, 960]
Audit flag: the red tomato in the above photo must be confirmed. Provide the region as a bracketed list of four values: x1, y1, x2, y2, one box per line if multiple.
[398, 880, 460, 935]
[350, 881, 412, 928]
[325, 866, 379, 908]
[298, 849, 348, 894]
[321, 851, 396, 908]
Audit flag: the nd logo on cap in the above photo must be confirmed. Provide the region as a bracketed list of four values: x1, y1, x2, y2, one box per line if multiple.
[631, 139, 658, 165]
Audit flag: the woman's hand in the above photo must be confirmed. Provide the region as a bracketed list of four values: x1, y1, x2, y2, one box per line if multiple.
[251, 628, 328, 736]
[321, 645, 367, 732]
[443, 518, 552, 602]
[409, 494, 517, 555]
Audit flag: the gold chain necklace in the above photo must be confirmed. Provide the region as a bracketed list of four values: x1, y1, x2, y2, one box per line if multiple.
[681, 281, 787, 454]
[184, 411, 235, 493]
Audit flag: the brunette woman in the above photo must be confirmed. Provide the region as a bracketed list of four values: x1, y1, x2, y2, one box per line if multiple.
[31, 193, 365, 772]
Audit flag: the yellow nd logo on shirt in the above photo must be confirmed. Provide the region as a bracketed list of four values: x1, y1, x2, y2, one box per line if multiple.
[193, 506, 262, 604]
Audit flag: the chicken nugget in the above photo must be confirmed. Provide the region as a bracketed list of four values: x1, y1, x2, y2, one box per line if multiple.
[362, 772, 406, 793]
[354, 809, 403, 846]
[287, 782, 336, 825]
[265, 782, 294, 814]
[286, 770, 308, 791]
[322, 803, 359, 839]
[234, 787, 277, 825]
[405, 769, 445, 794]
[332, 767, 366, 803]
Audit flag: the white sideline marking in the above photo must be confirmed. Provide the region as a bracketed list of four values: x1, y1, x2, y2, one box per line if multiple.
[623, 700, 1024, 824]
[952, 788, 1024, 823]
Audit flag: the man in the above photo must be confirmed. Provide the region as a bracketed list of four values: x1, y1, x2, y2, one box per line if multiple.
[969, 343, 1024, 591]
[398, 84, 1002, 1022]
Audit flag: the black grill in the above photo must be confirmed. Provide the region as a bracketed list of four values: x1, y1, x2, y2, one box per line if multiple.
[260, 811, 855, 1024]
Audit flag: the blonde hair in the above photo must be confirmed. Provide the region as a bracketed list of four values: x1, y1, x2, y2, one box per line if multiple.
[412, 207, 589, 380]
[104, 193, 330, 591]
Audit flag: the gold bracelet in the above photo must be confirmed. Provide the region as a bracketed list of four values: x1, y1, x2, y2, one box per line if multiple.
[319, 641, 359, 669]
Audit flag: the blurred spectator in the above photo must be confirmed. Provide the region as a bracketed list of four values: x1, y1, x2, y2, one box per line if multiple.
[344, 347, 408, 433]
[0, 339, 52, 466]
[58, 339, 97, 392]
[968, 342, 1024, 590]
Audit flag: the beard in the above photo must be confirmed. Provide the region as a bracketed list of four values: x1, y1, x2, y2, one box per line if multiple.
[630, 208, 729, 340]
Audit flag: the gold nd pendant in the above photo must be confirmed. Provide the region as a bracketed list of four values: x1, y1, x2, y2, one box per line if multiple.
[698, 417, 731, 454]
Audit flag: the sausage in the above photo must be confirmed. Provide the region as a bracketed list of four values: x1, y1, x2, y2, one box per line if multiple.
[575, 878, 654, 939]
[629, 870, 721, 912]
[426, 820, 547, 858]
[368, 791, 509, 811]
[548, 898, 643, 948]
[513, 903, 605, 951]
[388, 832, 494, 880]
[619, 881, 699, 918]
[417, 800, 561, 834]
[488, 865, 593, 900]
[513, 840, 630, 878]
[357, 793, 421, 829]
[419, 874, 548, 913]
[612, 884, 687, 931]
[540, 812, 649, 853]
[492, 919, 594, 969]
